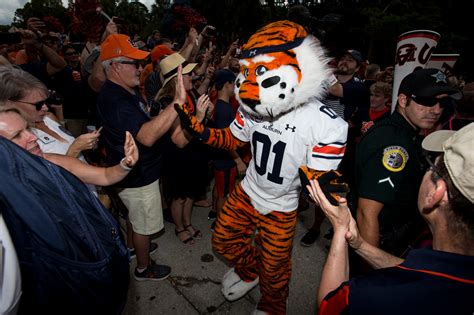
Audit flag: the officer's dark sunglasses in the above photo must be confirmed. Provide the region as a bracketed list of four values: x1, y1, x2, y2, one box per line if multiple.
[410, 95, 452, 108]
[117, 60, 146, 69]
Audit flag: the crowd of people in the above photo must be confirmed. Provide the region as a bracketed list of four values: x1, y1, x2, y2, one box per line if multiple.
[0, 10, 473, 315]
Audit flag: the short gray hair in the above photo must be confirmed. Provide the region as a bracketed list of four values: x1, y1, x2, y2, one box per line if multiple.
[0, 65, 48, 108]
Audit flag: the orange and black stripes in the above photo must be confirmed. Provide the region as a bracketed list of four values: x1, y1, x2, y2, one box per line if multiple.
[243, 20, 308, 51]
[205, 127, 246, 151]
[212, 184, 297, 315]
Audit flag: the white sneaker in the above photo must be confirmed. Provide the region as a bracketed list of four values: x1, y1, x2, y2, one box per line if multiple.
[251, 310, 269, 315]
[221, 268, 259, 301]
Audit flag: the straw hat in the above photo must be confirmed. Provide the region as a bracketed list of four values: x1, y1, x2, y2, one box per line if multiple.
[159, 53, 197, 86]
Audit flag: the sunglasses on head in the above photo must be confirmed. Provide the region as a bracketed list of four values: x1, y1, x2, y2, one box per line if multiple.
[410, 95, 452, 108]
[117, 60, 146, 69]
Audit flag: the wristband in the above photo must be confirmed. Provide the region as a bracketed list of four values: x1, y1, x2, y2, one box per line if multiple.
[120, 158, 133, 171]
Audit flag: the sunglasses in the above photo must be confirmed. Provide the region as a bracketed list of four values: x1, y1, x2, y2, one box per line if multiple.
[410, 95, 452, 108]
[117, 60, 146, 69]
[14, 99, 48, 111]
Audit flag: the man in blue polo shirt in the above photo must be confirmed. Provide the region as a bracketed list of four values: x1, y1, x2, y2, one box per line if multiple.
[96, 34, 187, 281]
[307, 123, 474, 314]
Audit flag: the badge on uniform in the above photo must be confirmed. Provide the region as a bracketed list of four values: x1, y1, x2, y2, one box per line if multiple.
[382, 146, 409, 172]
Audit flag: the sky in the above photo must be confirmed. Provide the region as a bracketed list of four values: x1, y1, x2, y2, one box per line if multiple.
[0, 0, 155, 25]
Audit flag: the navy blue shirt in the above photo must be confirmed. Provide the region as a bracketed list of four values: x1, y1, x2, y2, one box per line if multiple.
[320, 248, 474, 315]
[211, 99, 236, 170]
[96, 80, 162, 188]
[342, 76, 370, 123]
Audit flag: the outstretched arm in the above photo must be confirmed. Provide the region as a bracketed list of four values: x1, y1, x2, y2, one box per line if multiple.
[45, 132, 139, 186]
[174, 103, 246, 151]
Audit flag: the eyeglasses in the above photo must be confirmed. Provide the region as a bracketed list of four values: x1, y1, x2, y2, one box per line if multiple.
[13, 99, 48, 111]
[411, 95, 452, 108]
[424, 153, 452, 199]
[117, 60, 146, 69]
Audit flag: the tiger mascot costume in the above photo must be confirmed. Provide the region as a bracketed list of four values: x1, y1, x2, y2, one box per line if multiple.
[176, 20, 348, 314]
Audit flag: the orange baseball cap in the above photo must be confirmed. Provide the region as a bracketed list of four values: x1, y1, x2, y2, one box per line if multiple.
[100, 34, 149, 61]
[151, 45, 174, 62]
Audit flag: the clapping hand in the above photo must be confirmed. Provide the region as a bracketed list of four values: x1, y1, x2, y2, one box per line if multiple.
[122, 131, 138, 168]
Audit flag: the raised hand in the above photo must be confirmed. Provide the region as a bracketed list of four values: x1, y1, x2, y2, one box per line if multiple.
[174, 103, 206, 139]
[122, 131, 138, 168]
[173, 65, 186, 106]
[307, 178, 351, 233]
[196, 94, 211, 122]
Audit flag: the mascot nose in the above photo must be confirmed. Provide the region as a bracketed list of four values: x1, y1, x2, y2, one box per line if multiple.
[261, 76, 280, 88]
[239, 80, 260, 109]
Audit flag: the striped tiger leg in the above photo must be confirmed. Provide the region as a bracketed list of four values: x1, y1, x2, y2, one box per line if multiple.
[255, 210, 297, 315]
[212, 184, 259, 282]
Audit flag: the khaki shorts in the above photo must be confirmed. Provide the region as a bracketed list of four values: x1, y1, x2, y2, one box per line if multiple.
[118, 179, 164, 235]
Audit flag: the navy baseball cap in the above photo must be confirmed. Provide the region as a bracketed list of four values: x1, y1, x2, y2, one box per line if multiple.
[342, 49, 363, 65]
[398, 68, 462, 103]
[215, 69, 236, 86]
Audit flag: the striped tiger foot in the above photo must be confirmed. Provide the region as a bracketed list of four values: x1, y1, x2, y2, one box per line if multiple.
[221, 268, 259, 301]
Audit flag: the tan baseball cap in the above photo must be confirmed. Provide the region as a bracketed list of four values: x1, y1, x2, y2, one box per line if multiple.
[422, 123, 474, 203]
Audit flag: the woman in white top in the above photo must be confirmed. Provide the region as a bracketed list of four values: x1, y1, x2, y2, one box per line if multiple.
[0, 66, 99, 160]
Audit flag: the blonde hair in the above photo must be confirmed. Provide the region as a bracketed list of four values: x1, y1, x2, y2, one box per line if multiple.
[370, 81, 392, 98]
[155, 76, 176, 102]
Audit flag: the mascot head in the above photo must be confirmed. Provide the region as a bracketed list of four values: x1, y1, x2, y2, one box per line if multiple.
[235, 20, 330, 118]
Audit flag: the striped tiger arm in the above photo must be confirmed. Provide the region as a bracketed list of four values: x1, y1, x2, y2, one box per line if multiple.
[204, 127, 246, 151]
[174, 103, 246, 150]
[299, 166, 349, 206]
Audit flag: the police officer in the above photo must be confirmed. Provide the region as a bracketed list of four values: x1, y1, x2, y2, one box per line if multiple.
[354, 68, 462, 255]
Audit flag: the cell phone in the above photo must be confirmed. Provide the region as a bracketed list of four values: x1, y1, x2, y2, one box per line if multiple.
[0, 32, 21, 45]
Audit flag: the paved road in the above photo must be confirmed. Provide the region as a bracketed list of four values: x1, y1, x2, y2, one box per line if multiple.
[123, 203, 330, 315]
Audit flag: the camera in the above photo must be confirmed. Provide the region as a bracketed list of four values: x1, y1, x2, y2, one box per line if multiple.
[46, 90, 64, 105]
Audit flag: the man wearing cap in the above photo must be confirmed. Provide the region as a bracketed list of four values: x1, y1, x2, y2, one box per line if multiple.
[96, 34, 187, 281]
[308, 123, 474, 314]
[354, 68, 463, 256]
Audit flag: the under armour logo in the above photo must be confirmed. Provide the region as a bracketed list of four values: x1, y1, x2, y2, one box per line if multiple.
[285, 124, 296, 132]
[249, 50, 257, 56]
[431, 71, 447, 83]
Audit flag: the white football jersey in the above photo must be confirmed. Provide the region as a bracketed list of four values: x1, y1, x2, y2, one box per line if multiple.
[230, 100, 348, 215]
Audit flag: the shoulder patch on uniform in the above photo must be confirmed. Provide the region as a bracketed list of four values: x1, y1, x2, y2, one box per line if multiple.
[382, 146, 409, 172]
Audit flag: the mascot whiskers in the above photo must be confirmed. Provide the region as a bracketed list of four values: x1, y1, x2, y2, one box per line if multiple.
[176, 20, 348, 315]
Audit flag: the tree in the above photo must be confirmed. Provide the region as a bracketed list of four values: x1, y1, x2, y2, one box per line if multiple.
[13, 0, 68, 28]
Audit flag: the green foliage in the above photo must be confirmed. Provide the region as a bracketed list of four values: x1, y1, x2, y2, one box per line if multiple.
[13, 0, 68, 27]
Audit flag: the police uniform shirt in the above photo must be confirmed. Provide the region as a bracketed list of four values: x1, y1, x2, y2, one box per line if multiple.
[230, 101, 348, 215]
[355, 111, 425, 230]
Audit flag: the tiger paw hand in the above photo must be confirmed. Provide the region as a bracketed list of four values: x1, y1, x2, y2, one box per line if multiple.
[299, 166, 349, 206]
[174, 103, 208, 140]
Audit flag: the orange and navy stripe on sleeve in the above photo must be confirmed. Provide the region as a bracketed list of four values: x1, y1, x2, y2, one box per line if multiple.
[233, 111, 245, 130]
[312, 142, 346, 160]
[318, 281, 350, 315]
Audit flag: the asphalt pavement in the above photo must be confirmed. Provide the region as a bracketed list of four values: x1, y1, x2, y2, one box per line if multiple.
[122, 201, 331, 315]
